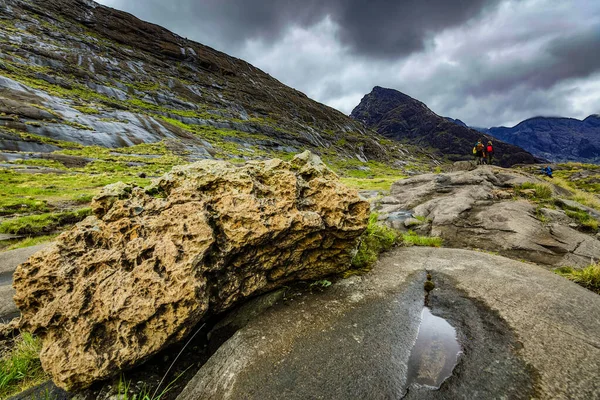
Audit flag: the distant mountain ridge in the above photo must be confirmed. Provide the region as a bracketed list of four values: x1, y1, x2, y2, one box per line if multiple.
[350, 86, 538, 167]
[482, 115, 600, 163]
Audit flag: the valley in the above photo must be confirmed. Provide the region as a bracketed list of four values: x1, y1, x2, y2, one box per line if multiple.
[0, 0, 599, 399]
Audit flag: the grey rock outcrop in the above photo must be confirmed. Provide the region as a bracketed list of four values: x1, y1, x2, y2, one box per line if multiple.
[177, 247, 600, 399]
[378, 166, 600, 267]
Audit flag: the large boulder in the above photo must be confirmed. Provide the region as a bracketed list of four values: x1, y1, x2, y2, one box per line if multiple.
[12, 151, 369, 390]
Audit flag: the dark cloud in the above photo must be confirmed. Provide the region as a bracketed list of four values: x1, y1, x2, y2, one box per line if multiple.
[100, 0, 503, 59]
[97, 0, 600, 127]
[330, 0, 502, 57]
[463, 28, 600, 97]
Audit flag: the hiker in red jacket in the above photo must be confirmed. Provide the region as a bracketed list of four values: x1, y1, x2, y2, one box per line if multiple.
[486, 141, 494, 165]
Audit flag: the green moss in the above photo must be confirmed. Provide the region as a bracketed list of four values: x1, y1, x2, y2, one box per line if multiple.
[340, 176, 404, 191]
[0, 169, 149, 216]
[14, 131, 83, 149]
[73, 106, 99, 115]
[0, 208, 92, 235]
[13, 159, 67, 170]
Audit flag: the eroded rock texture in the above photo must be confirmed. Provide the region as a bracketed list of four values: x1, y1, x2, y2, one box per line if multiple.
[13, 151, 369, 390]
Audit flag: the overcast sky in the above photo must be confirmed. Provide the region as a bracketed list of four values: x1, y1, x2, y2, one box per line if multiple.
[96, 0, 600, 127]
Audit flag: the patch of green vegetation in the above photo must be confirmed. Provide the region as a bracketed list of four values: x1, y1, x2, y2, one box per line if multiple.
[534, 205, 550, 224]
[0, 169, 149, 216]
[547, 175, 600, 211]
[555, 264, 600, 294]
[310, 279, 332, 288]
[14, 131, 83, 149]
[73, 105, 99, 115]
[0, 196, 49, 216]
[113, 141, 173, 155]
[331, 157, 407, 191]
[61, 120, 94, 131]
[0, 208, 91, 235]
[352, 214, 400, 270]
[0, 332, 49, 399]
[13, 159, 66, 170]
[564, 209, 598, 232]
[401, 230, 443, 247]
[6, 234, 58, 251]
[515, 182, 553, 200]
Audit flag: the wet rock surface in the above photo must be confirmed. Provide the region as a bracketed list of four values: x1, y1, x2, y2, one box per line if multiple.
[176, 247, 593, 400]
[12, 152, 369, 390]
[378, 166, 600, 268]
[0, 244, 50, 324]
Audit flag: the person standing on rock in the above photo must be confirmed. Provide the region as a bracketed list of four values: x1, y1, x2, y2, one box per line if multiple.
[486, 141, 494, 165]
[475, 139, 485, 165]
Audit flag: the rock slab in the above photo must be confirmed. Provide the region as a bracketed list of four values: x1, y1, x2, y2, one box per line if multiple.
[379, 166, 600, 267]
[12, 151, 369, 390]
[177, 247, 600, 400]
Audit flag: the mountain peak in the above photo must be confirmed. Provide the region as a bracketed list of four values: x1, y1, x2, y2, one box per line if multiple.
[350, 87, 537, 166]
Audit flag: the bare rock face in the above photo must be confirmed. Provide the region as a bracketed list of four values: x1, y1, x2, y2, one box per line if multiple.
[378, 166, 600, 268]
[13, 151, 369, 391]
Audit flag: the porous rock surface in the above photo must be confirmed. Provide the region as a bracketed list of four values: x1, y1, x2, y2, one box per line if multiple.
[379, 166, 600, 267]
[12, 151, 369, 390]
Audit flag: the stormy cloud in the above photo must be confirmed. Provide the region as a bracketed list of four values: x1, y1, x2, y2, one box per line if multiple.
[97, 0, 600, 127]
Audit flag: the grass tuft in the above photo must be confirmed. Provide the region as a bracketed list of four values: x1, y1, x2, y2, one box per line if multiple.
[0, 333, 48, 399]
[564, 209, 599, 231]
[351, 214, 400, 269]
[555, 264, 600, 294]
[401, 230, 443, 247]
[515, 182, 553, 200]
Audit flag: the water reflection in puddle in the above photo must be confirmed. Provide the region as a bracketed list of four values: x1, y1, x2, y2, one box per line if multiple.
[405, 307, 461, 390]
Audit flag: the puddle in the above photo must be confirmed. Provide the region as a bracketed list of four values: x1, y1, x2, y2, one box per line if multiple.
[404, 306, 461, 390]
[386, 211, 414, 222]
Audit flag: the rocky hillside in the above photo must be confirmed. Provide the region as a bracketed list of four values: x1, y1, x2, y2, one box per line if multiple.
[351, 86, 539, 167]
[483, 115, 600, 163]
[0, 0, 412, 165]
[0, 0, 436, 241]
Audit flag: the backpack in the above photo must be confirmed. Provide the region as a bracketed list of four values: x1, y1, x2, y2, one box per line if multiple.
[476, 143, 484, 152]
[487, 145, 493, 153]
[473, 147, 477, 155]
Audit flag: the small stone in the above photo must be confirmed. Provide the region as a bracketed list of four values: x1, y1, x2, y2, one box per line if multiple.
[424, 281, 435, 292]
[138, 172, 147, 178]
